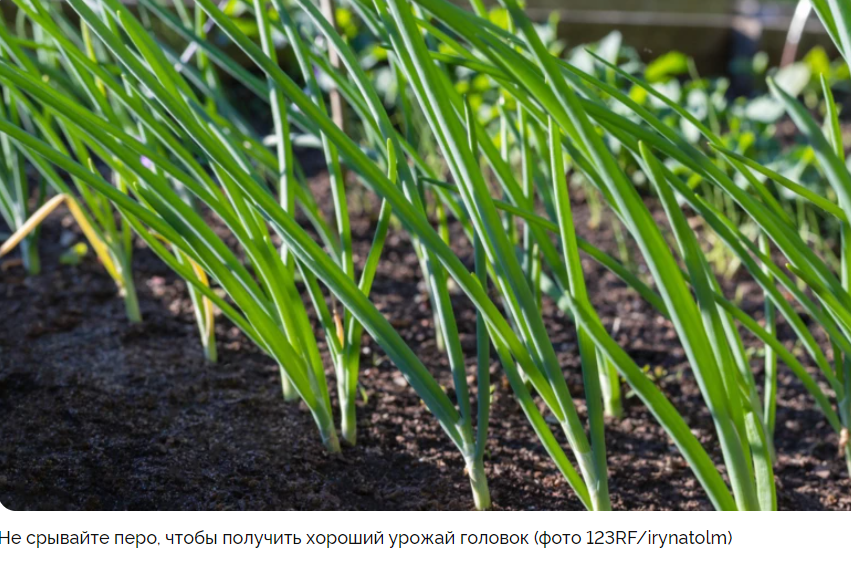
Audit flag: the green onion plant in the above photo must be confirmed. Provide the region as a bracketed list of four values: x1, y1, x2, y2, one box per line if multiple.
[378, 0, 800, 509]
[4, 0, 850, 510]
[0, 2, 142, 321]
[0, 0, 507, 508]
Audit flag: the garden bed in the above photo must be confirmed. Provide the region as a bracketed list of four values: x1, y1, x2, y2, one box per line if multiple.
[1, 174, 848, 511]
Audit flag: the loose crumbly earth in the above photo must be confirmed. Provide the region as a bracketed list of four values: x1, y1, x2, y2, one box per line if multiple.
[1, 176, 849, 511]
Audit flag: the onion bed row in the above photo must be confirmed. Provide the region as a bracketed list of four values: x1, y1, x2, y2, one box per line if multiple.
[0, 0, 849, 509]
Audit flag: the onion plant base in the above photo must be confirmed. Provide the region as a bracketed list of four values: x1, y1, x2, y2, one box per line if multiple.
[600, 364, 624, 419]
[465, 458, 492, 511]
[280, 374, 299, 402]
[603, 401, 624, 420]
[19, 236, 41, 276]
[315, 411, 342, 455]
[121, 283, 142, 324]
[202, 339, 218, 364]
[340, 397, 357, 447]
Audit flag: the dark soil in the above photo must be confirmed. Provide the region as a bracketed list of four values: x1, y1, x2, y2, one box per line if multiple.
[1, 177, 849, 511]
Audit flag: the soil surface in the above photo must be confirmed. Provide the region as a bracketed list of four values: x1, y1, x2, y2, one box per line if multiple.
[1, 176, 849, 511]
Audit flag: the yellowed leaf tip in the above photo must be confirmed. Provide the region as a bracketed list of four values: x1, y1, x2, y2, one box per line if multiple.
[0, 194, 66, 258]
